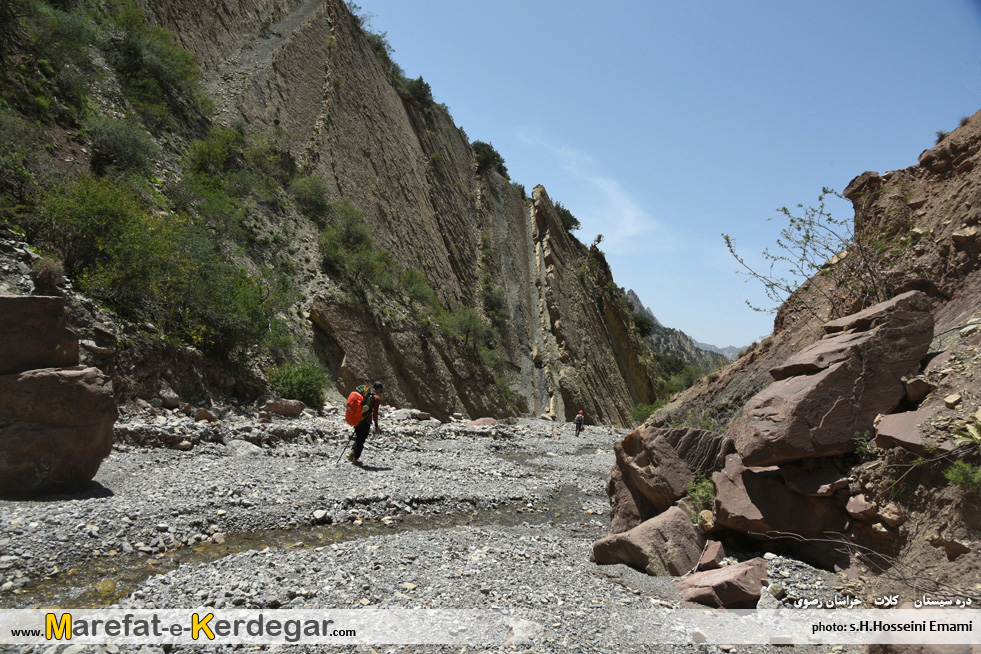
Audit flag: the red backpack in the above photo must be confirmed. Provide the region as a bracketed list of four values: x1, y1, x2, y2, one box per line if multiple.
[345, 384, 373, 426]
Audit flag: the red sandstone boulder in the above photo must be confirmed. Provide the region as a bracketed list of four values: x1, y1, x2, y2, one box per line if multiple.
[606, 427, 734, 533]
[713, 454, 850, 538]
[875, 408, 956, 456]
[0, 295, 79, 375]
[0, 366, 117, 495]
[728, 291, 933, 466]
[697, 540, 727, 571]
[675, 557, 768, 609]
[592, 506, 705, 576]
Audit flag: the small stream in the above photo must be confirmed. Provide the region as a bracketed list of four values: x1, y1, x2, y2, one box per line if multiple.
[16, 483, 606, 609]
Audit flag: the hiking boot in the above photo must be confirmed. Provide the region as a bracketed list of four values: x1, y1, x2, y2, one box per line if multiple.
[347, 452, 362, 466]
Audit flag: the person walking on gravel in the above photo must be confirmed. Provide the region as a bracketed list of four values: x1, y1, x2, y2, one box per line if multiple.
[348, 381, 383, 466]
[573, 410, 585, 437]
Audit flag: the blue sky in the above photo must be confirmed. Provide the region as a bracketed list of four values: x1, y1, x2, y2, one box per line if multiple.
[361, 0, 981, 348]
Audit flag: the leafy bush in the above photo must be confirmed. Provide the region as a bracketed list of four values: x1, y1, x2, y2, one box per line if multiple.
[633, 312, 655, 337]
[317, 200, 399, 296]
[554, 200, 581, 232]
[35, 174, 145, 275]
[0, 0, 26, 63]
[170, 127, 295, 239]
[852, 430, 877, 461]
[403, 75, 433, 106]
[30, 255, 64, 293]
[401, 268, 439, 308]
[632, 400, 664, 425]
[187, 127, 245, 176]
[267, 358, 329, 410]
[473, 141, 508, 178]
[945, 460, 981, 492]
[686, 470, 715, 514]
[953, 414, 981, 454]
[442, 306, 496, 350]
[83, 114, 158, 175]
[0, 106, 49, 213]
[24, 3, 96, 110]
[109, 21, 210, 131]
[291, 175, 330, 220]
[482, 274, 506, 321]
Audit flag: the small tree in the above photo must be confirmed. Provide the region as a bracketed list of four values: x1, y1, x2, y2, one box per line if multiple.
[554, 200, 581, 232]
[472, 141, 508, 178]
[723, 187, 917, 324]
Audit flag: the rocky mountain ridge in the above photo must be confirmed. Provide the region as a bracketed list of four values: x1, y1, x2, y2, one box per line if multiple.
[625, 289, 728, 366]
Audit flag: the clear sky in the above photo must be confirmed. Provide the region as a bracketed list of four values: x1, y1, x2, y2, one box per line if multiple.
[360, 0, 981, 348]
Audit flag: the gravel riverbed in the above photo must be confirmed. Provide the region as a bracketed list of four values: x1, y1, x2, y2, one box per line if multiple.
[1, 408, 859, 654]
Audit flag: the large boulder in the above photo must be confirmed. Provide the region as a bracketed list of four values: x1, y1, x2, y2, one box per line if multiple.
[0, 295, 79, 375]
[728, 291, 933, 466]
[592, 505, 705, 576]
[674, 557, 768, 609]
[0, 366, 117, 495]
[607, 427, 734, 533]
[713, 454, 850, 538]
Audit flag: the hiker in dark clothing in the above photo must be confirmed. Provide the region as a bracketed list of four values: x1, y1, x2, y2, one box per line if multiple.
[573, 410, 584, 437]
[349, 381, 383, 466]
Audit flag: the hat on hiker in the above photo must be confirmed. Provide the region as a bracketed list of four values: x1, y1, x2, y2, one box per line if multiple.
[578, 410, 583, 414]
[373, 381, 383, 391]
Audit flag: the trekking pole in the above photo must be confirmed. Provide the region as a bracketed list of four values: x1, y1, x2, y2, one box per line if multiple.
[334, 431, 353, 465]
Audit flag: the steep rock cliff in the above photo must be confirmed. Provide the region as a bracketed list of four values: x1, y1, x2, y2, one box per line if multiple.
[145, 0, 658, 424]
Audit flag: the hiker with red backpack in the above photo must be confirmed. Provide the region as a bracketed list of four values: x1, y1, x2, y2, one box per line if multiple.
[573, 410, 585, 437]
[344, 381, 383, 466]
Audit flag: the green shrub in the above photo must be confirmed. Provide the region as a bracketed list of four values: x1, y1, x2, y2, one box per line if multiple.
[631, 400, 664, 424]
[267, 358, 329, 410]
[944, 460, 981, 492]
[473, 140, 508, 178]
[30, 255, 64, 293]
[442, 306, 496, 350]
[35, 174, 146, 275]
[26, 3, 96, 110]
[109, 22, 210, 131]
[83, 114, 158, 175]
[852, 430, 877, 461]
[554, 200, 581, 232]
[686, 470, 715, 514]
[482, 275, 506, 321]
[0, 106, 49, 211]
[0, 0, 27, 63]
[633, 312, 655, 337]
[315, 200, 404, 298]
[401, 268, 439, 308]
[291, 175, 330, 220]
[403, 75, 433, 106]
[187, 127, 245, 175]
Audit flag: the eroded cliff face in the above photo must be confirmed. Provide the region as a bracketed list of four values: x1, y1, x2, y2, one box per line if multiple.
[145, 0, 658, 424]
[653, 108, 981, 431]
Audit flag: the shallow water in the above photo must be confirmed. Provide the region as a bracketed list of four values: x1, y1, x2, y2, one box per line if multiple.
[14, 484, 603, 608]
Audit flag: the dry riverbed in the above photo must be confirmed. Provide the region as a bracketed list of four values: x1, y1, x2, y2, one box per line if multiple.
[0, 409, 854, 654]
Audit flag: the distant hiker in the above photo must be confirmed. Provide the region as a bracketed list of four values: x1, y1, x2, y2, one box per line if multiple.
[345, 381, 383, 466]
[573, 410, 585, 437]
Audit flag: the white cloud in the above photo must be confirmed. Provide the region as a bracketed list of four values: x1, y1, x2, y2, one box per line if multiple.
[516, 131, 675, 254]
